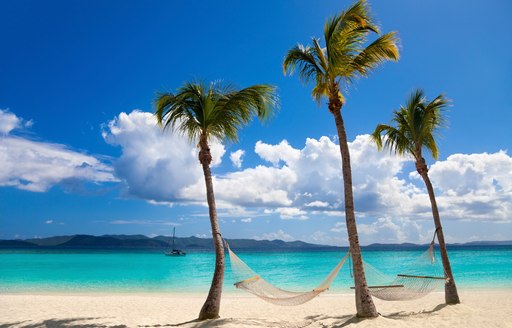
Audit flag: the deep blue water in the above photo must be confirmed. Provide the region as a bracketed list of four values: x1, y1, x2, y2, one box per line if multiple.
[0, 246, 510, 293]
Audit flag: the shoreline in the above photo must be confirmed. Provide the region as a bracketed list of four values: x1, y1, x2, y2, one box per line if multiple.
[1, 284, 510, 296]
[1, 290, 511, 327]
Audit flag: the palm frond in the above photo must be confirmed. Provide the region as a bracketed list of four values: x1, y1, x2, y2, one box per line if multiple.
[349, 32, 399, 77]
[372, 89, 449, 161]
[326, 0, 379, 44]
[154, 80, 278, 147]
[371, 123, 412, 157]
[283, 44, 325, 84]
[326, 0, 382, 76]
[312, 38, 329, 75]
[284, 0, 399, 110]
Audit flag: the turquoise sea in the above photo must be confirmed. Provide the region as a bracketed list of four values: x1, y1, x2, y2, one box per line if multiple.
[1, 247, 511, 294]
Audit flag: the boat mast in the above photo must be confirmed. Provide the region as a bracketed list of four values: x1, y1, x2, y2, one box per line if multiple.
[172, 227, 176, 250]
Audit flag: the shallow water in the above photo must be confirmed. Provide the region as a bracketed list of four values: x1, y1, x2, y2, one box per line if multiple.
[0, 246, 510, 293]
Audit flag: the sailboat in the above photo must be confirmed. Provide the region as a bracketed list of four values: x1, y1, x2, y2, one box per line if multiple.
[165, 227, 186, 256]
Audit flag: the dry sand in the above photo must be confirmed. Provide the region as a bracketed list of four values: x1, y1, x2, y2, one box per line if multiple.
[1, 290, 511, 328]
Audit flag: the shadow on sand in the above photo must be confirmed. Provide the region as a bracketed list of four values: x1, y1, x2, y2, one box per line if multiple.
[382, 303, 448, 320]
[304, 314, 362, 328]
[302, 303, 449, 328]
[1, 317, 127, 328]
[1, 304, 450, 328]
[141, 317, 304, 328]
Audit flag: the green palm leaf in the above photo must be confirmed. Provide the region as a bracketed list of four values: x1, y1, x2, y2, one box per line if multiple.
[371, 89, 449, 161]
[155, 80, 278, 146]
[283, 0, 399, 104]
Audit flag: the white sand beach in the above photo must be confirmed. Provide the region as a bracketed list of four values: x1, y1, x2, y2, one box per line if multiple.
[1, 290, 511, 328]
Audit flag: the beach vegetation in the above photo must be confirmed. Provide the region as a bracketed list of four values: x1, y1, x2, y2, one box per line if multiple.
[154, 80, 278, 320]
[371, 89, 461, 304]
[283, 0, 399, 317]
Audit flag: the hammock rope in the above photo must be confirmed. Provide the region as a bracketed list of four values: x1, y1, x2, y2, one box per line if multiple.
[361, 241, 447, 301]
[226, 236, 447, 305]
[226, 241, 350, 306]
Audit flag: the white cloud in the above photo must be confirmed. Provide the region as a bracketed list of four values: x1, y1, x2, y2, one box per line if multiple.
[274, 207, 308, 220]
[330, 222, 345, 233]
[305, 201, 330, 208]
[180, 165, 296, 207]
[45, 220, 53, 224]
[100, 112, 512, 228]
[308, 230, 343, 246]
[255, 140, 300, 166]
[427, 151, 512, 222]
[241, 218, 252, 223]
[356, 217, 431, 244]
[0, 111, 116, 192]
[230, 149, 245, 169]
[0, 109, 21, 134]
[430, 151, 512, 195]
[254, 229, 294, 241]
[103, 110, 225, 202]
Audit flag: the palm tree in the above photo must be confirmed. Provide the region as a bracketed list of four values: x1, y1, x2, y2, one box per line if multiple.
[371, 89, 460, 304]
[155, 80, 278, 320]
[283, 0, 399, 317]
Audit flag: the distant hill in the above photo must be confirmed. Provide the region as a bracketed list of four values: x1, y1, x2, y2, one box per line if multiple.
[26, 235, 75, 246]
[0, 235, 510, 250]
[0, 234, 337, 251]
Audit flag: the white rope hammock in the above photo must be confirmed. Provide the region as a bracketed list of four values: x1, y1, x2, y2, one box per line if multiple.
[227, 242, 350, 306]
[227, 238, 447, 305]
[361, 243, 447, 301]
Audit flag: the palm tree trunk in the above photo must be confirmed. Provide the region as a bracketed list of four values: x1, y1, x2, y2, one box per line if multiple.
[332, 106, 378, 318]
[198, 146, 225, 320]
[417, 158, 460, 304]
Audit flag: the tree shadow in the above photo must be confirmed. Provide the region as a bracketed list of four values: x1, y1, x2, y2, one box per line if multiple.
[0, 321, 30, 328]
[382, 303, 448, 319]
[1, 317, 127, 328]
[302, 304, 449, 327]
[141, 317, 303, 328]
[305, 313, 363, 328]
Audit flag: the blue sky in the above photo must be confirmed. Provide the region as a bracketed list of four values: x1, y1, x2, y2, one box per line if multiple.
[1, 0, 511, 245]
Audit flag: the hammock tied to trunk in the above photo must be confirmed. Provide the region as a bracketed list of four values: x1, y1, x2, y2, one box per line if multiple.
[226, 241, 350, 306]
[226, 228, 447, 305]
[361, 229, 448, 301]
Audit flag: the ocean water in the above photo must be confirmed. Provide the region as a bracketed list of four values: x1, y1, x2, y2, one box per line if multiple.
[0, 247, 510, 294]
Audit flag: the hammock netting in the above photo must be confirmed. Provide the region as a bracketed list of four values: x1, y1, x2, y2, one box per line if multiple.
[361, 243, 447, 301]
[227, 243, 350, 306]
[227, 241, 447, 305]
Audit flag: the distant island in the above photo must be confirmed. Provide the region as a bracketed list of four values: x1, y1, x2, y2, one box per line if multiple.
[0, 234, 511, 251]
[0, 234, 336, 251]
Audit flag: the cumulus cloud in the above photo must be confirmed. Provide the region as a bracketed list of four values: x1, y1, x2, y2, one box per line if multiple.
[274, 207, 308, 220]
[229, 149, 245, 168]
[103, 110, 225, 203]
[305, 201, 330, 208]
[255, 140, 300, 166]
[180, 165, 296, 207]
[330, 222, 345, 233]
[0, 109, 21, 134]
[241, 218, 252, 223]
[0, 111, 116, 192]
[254, 229, 294, 241]
[357, 217, 431, 244]
[99, 111, 512, 228]
[228, 135, 416, 218]
[427, 151, 512, 222]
